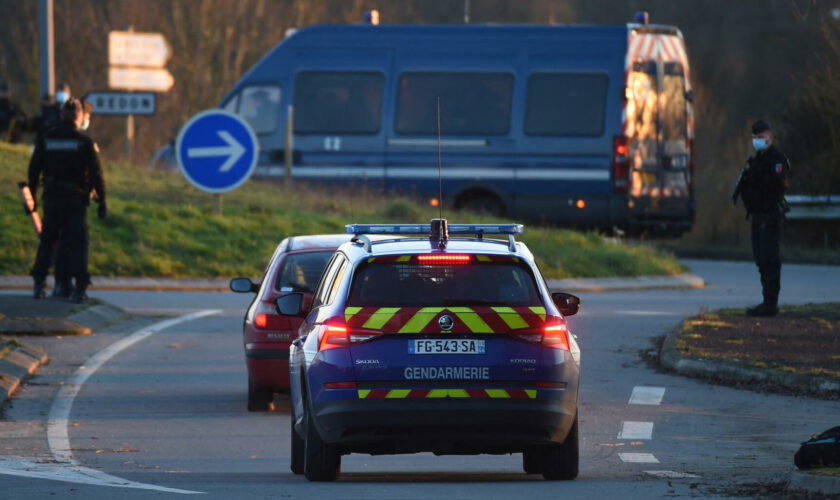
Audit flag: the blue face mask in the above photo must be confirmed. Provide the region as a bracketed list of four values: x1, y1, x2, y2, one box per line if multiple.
[56, 91, 69, 104]
[752, 137, 769, 151]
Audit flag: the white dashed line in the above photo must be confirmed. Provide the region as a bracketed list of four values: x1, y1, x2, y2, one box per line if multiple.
[618, 421, 654, 440]
[629, 386, 666, 405]
[619, 453, 660, 463]
[644, 470, 700, 479]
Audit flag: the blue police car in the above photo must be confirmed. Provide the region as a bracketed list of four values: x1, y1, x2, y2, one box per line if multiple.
[278, 220, 581, 481]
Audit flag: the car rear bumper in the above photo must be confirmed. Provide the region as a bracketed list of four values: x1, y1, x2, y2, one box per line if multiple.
[310, 395, 577, 455]
[245, 353, 290, 389]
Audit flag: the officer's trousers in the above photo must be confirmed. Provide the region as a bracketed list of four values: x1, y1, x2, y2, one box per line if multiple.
[31, 196, 89, 288]
[750, 212, 781, 305]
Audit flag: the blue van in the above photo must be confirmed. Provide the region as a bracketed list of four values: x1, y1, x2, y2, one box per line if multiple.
[217, 23, 695, 233]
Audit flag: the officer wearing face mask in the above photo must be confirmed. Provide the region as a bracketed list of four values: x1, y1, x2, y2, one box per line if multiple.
[34, 82, 71, 135]
[28, 98, 107, 302]
[731, 119, 790, 317]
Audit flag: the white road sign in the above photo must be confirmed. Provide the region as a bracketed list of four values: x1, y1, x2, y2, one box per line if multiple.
[108, 31, 172, 68]
[84, 91, 156, 115]
[109, 67, 174, 92]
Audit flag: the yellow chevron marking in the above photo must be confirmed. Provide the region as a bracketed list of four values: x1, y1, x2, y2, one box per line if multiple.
[385, 389, 411, 399]
[358, 389, 371, 399]
[476, 255, 491, 262]
[485, 389, 511, 398]
[449, 307, 494, 333]
[398, 307, 444, 333]
[446, 389, 469, 398]
[528, 306, 547, 322]
[363, 307, 401, 329]
[344, 306, 362, 322]
[427, 389, 449, 398]
[396, 255, 411, 262]
[367, 257, 375, 263]
[525, 390, 537, 399]
[491, 307, 529, 330]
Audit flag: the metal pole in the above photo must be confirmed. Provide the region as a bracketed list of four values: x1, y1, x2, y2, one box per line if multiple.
[39, 0, 55, 98]
[464, 0, 470, 24]
[124, 26, 135, 163]
[213, 193, 223, 216]
[284, 105, 294, 184]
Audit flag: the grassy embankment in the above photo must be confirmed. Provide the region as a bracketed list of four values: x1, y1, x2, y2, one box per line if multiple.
[0, 141, 683, 279]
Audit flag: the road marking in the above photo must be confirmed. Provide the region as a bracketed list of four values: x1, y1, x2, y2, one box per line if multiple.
[618, 421, 654, 440]
[1, 310, 220, 493]
[619, 453, 660, 463]
[644, 470, 700, 479]
[614, 310, 673, 316]
[629, 386, 666, 405]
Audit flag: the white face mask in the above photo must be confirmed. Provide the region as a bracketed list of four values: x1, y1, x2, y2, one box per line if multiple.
[56, 91, 69, 104]
[80, 117, 90, 130]
[752, 137, 769, 151]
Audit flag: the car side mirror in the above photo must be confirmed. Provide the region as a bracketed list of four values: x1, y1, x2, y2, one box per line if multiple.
[275, 292, 305, 316]
[552, 292, 581, 316]
[230, 277, 258, 293]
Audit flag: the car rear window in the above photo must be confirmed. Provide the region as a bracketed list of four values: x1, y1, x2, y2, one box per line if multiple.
[347, 255, 542, 307]
[275, 251, 334, 293]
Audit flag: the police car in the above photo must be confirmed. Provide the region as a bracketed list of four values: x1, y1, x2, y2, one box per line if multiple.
[279, 220, 581, 481]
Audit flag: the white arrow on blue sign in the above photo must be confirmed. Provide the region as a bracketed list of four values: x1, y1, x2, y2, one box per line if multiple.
[175, 110, 259, 193]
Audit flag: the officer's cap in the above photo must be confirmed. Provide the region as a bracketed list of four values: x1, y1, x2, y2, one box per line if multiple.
[752, 119, 772, 135]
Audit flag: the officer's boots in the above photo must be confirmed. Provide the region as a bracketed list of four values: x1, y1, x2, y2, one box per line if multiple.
[69, 285, 88, 304]
[33, 281, 47, 299]
[746, 298, 779, 317]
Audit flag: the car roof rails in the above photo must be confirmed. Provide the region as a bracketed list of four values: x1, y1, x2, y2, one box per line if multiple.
[346, 219, 524, 252]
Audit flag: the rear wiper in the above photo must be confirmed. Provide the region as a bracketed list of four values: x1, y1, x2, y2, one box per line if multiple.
[286, 281, 312, 293]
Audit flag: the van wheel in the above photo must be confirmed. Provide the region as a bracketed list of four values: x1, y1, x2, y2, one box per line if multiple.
[541, 413, 579, 480]
[458, 194, 504, 216]
[290, 413, 304, 474]
[247, 378, 273, 412]
[523, 449, 543, 474]
[303, 402, 341, 481]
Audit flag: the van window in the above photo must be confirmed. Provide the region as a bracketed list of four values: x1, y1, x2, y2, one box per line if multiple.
[662, 63, 687, 143]
[525, 73, 608, 136]
[222, 86, 281, 134]
[293, 72, 383, 134]
[627, 61, 658, 141]
[395, 72, 513, 135]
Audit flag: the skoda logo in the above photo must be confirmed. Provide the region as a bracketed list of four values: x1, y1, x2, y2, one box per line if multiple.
[438, 314, 454, 331]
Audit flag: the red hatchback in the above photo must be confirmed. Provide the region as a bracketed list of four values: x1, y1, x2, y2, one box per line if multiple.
[230, 234, 351, 411]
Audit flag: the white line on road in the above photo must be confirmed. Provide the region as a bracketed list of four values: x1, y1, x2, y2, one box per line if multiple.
[17, 309, 220, 494]
[629, 386, 666, 405]
[618, 421, 654, 440]
[644, 470, 700, 479]
[619, 453, 660, 464]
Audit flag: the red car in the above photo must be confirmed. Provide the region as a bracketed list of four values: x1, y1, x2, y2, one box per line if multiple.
[230, 234, 352, 411]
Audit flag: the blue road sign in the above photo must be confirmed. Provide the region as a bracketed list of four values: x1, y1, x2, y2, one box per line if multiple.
[175, 110, 259, 193]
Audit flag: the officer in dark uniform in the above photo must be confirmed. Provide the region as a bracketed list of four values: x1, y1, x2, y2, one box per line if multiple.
[732, 119, 790, 317]
[28, 98, 107, 302]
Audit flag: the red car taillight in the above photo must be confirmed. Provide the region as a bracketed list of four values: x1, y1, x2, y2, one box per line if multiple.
[510, 317, 570, 351]
[318, 317, 384, 351]
[613, 135, 630, 193]
[252, 301, 290, 330]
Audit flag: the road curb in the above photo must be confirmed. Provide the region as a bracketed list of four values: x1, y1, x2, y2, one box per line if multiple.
[0, 342, 48, 409]
[660, 326, 840, 395]
[547, 272, 705, 293]
[789, 470, 840, 496]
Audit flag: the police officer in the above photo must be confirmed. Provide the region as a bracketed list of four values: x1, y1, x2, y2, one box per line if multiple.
[28, 98, 107, 302]
[732, 119, 790, 317]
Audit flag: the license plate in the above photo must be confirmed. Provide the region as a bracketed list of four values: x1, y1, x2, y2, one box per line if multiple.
[409, 339, 485, 355]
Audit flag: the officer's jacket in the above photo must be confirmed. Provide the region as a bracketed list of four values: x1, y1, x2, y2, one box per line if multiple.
[28, 120, 106, 204]
[741, 145, 790, 215]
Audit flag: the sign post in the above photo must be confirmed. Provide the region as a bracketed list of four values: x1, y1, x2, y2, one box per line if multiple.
[175, 110, 259, 215]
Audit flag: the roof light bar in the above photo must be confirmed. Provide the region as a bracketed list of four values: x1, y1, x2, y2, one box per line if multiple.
[417, 254, 471, 264]
[345, 223, 524, 236]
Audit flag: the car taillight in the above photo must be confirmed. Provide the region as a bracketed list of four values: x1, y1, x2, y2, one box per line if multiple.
[613, 135, 630, 193]
[417, 254, 471, 264]
[252, 301, 289, 330]
[510, 317, 570, 351]
[318, 317, 384, 351]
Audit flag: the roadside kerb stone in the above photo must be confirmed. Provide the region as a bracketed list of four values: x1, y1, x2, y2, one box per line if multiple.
[660, 325, 840, 395]
[789, 470, 840, 496]
[0, 343, 48, 408]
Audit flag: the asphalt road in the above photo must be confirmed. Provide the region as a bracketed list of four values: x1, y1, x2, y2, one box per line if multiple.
[1, 259, 839, 498]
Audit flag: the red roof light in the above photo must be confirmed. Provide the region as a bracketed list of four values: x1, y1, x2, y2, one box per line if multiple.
[417, 254, 471, 265]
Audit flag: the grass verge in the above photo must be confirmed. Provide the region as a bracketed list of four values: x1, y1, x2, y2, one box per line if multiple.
[1, 141, 684, 279]
[676, 302, 840, 380]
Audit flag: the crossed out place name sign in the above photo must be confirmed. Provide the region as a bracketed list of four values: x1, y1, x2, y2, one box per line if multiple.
[175, 110, 259, 193]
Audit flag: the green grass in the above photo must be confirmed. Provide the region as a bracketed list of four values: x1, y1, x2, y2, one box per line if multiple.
[1, 141, 684, 279]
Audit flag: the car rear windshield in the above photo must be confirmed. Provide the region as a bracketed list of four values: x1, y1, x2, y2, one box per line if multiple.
[274, 251, 334, 293]
[347, 256, 542, 307]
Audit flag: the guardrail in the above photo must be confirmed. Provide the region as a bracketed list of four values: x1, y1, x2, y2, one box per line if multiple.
[786, 195, 840, 220]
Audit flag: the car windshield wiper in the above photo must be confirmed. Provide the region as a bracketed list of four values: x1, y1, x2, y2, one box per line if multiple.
[285, 281, 311, 293]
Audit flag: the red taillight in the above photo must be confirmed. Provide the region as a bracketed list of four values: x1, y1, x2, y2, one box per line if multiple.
[510, 317, 570, 351]
[417, 254, 471, 264]
[318, 317, 383, 351]
[255, 313, 268, 328]
[613, 135, 630, 193]
[324, 381, 357, 389]
[251, 301, 289, 330]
